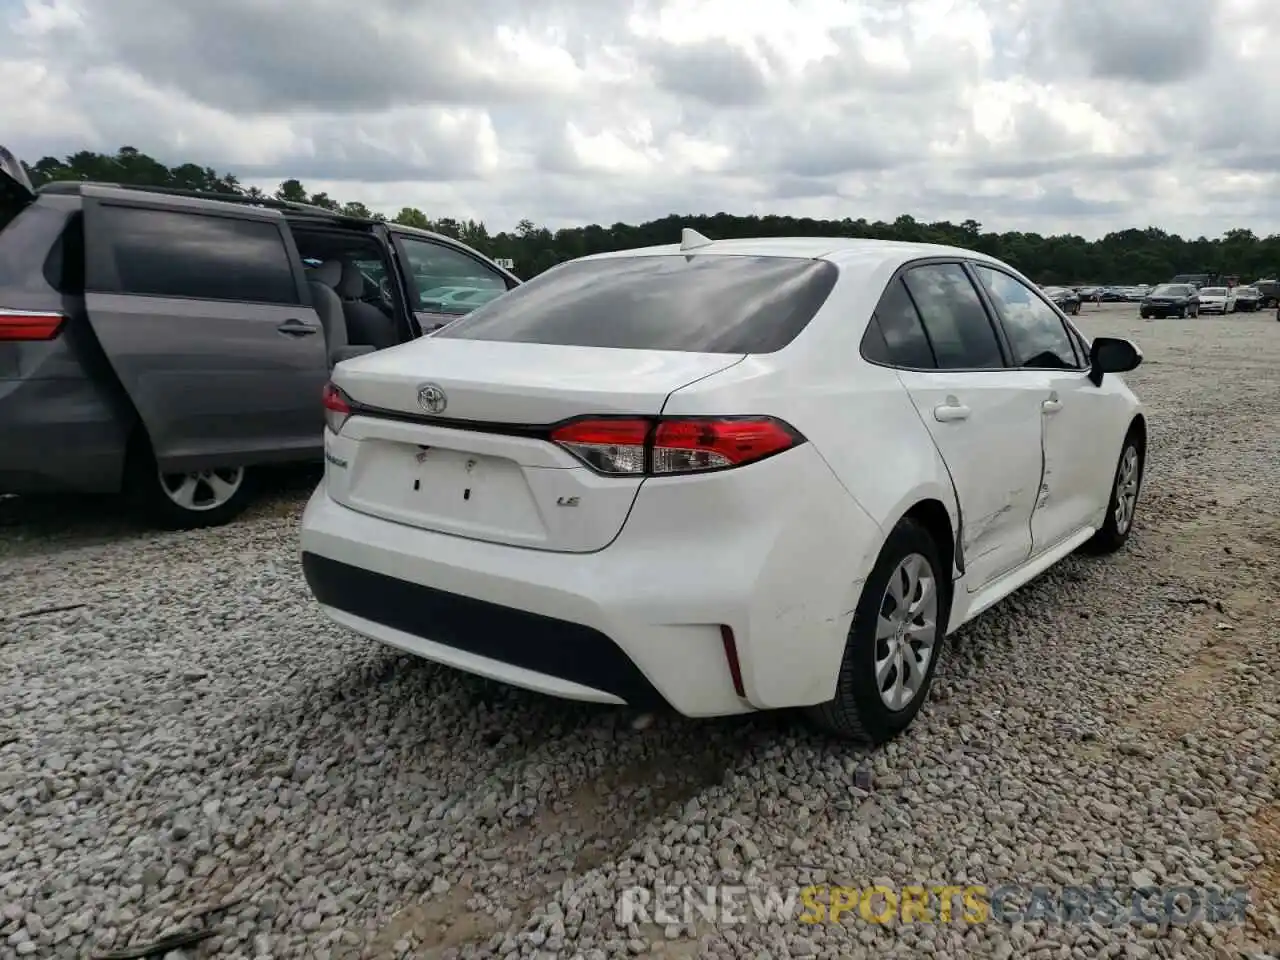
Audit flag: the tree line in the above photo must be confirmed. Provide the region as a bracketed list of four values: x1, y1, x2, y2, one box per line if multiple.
[22, 146, 1280, 284]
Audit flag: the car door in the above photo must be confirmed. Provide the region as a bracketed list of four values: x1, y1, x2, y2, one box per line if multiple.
[970, 262, 1123, 553]
[886, 261, 1044, 591]
[81, 187, 326, 472]
[389, 232, 518, 334]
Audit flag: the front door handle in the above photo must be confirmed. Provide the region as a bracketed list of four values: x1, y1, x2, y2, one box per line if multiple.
[277, 319, 319, 336]
[1042, 399, 1062, 414]
[933, 398, 971, 422]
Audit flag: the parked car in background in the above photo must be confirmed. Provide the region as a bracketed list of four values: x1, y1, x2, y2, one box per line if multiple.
[302, 231, 1147, 744]
[1196, 286, 1236, 314]
[1253, 279, 1279, 308]
[0, 150, 520, 529]
[1123, 285, 1151, 302]
[1140, 283, 1200, 319]
[1041, 286, 1081, 314]
[1232, 286, 1261, 311]
[1099, 287, 1128, 302]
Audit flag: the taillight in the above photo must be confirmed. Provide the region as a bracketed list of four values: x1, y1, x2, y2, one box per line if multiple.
[547, 418, 649, 475]
[0, 310, 65, 341]
[322, 381, 352, 435]
[549, 416, 803, 476]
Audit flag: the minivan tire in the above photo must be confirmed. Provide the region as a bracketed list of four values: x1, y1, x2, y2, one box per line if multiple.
[125, 436, 256, 530]
[807, 518, 947, 745]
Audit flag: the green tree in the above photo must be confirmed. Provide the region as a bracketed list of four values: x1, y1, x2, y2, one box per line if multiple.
[17, 144, 1280, 282]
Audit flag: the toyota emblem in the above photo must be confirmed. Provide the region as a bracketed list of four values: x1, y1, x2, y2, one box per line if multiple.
[416, 383, 447, 414]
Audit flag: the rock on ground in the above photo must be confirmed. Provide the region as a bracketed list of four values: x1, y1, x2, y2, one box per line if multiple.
[0, 305, 1277, 959]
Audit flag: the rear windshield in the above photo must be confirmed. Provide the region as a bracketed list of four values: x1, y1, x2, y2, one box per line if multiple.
[433, 255, 839, 354]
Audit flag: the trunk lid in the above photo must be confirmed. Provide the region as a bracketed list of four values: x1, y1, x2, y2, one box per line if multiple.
[326, 338, 745, 551]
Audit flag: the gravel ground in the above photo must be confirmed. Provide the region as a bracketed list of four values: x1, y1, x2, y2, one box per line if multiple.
[1, 303, 1277, 960]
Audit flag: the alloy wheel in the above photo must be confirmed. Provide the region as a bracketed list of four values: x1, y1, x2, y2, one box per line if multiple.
[1114, 446, 1140, 534]
[874, 553, 939, 710]
[159, 467, 246, 512]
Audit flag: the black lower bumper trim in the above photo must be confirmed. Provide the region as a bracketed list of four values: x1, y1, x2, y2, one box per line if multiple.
[301, 552, 666, 708]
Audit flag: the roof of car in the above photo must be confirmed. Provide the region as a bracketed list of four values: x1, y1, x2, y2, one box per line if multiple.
[576, 236, 1002, 271]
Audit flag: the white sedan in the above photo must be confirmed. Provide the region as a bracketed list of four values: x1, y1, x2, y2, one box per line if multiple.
[1197, 286, 1236, 314]
[301, 232, 1147, 744]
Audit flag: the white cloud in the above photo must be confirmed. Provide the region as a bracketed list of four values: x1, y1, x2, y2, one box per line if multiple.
[1, 0, 1276, 238]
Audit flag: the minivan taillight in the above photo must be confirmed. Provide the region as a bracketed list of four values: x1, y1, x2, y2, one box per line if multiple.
[549, 416, 804, 476]
[0, 310, 64, 341]
[322, 381, 352, 435]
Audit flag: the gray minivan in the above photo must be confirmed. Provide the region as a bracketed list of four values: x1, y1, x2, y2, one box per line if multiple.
[0, 149, 520, 528]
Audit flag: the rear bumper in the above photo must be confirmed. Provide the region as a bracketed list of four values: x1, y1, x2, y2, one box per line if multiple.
[299, 444, 884, 717]
[0, 377, 129, 494]
[302, 551, 667, 707]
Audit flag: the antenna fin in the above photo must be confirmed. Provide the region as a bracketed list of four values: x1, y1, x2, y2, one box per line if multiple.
[680, 228, 714, 251]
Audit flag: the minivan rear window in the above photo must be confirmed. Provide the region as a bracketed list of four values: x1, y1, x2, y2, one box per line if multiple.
[433, 255, 838, 354]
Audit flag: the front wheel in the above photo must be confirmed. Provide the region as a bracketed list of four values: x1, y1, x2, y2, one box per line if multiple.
[807, 519, 947, 744]
[1086, 434, 1143, 554]
[127, 440, 256, 530]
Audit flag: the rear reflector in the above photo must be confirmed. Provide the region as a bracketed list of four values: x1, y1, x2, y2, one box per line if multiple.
[0, 310, 64, 341]
[720, 625, 746, 698]
[322, 381, 352, 435]
[549, 415, 803, 476]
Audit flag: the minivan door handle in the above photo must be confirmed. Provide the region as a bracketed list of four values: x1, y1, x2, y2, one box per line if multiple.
[277, 318, 319, 336]
[1042, 392, 1062, 415]
[933, 397, 971, 422]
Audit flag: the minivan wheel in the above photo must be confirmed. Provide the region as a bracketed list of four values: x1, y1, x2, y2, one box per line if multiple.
[126, 441, 255, 530]
[1085, 433, 1144, 554]
[807, 518, 947, 745]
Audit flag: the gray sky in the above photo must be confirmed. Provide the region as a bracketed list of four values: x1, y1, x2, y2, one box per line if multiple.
[2, 0, 1275, 238]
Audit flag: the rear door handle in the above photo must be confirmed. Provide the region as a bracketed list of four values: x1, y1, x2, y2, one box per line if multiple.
[933, 399, 971, 422]
[277, 318, 319, 336]
[1042, 399, 1062, 414]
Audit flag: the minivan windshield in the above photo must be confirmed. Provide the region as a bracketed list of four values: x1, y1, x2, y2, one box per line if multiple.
[434, 255, 839, 354]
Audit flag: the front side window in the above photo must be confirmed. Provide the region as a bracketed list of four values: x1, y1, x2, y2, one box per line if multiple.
[398, 237, 508, 316]
[973, 265, 1080, 369]
[95, 206, 299, 304]
[901, 263, 1005, 369]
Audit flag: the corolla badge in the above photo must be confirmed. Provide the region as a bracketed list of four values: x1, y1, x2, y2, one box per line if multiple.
[416, 382, 447, 414]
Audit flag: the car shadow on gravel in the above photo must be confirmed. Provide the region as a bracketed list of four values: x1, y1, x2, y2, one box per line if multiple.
[0, 466, 320, 557]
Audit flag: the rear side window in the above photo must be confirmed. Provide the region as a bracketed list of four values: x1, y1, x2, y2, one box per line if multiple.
[94, 206, 300, 305]
[434, 255, 839, 354]
[862, 278, 936, 368]
[902, 263, 1005, 369]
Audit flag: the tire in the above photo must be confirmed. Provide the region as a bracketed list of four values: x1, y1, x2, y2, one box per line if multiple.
[807, 518, 948, 744]
[1085, 430, 1144, 554]
[1176, 307, 1186, 319]
[125, 435, 256, 530]
[1139, 310, 1149, 319]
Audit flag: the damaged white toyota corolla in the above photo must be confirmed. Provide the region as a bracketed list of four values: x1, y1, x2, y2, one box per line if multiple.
[300, 230, 1146, 744]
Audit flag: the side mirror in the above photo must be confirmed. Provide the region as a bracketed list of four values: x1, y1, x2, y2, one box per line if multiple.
[1088, 336, 1142, 386]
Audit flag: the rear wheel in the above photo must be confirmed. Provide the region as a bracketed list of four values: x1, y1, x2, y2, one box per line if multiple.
[126, 438, 256, 530]
[807, 518, 947, 744]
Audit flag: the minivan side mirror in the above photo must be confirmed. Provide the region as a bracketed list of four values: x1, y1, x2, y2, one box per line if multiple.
[1088, 336, 1142, 386]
